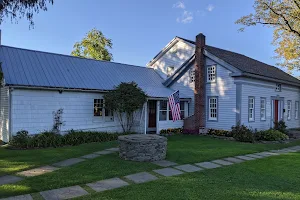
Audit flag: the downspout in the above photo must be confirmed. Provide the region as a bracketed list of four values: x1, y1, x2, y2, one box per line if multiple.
[8, 87, 13, 141]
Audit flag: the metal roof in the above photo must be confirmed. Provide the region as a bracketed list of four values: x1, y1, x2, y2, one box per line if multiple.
[0, 45, 181, 98]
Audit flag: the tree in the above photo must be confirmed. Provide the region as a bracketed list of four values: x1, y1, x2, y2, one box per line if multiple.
[104, 82, 147, 132]
[71, 29, 113, 61]
[0, 0, 54, 27]
[236, 0, 300, 71]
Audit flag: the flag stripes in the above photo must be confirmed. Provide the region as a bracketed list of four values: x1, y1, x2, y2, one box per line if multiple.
[168, 90, 181, 121]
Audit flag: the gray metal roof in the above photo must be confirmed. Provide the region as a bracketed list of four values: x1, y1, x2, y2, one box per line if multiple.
[0, 45, 180, 98]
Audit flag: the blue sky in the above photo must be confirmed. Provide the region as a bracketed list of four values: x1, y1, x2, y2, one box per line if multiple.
[0, 0, 277, 68]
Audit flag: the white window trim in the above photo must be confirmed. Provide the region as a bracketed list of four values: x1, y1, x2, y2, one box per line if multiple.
[208, 97, 218, 121]
[295, 101, 299, 120]
[260, 98, 266, 121]
[287, 100, 292, 120]
[94, 99, 104, 117]
[275, 83, 282, 92]
[248, 97, 255, 122]
[159, 100, 168, 121]
[207, 65, 216, 83]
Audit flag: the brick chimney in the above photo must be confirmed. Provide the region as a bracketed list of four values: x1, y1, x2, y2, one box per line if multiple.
[194, 33, 206, 130]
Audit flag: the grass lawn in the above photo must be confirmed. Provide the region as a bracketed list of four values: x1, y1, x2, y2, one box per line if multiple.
[0, 141, 117, 176]
[77, 152, 300, 200]
[1, 135, 300, 198]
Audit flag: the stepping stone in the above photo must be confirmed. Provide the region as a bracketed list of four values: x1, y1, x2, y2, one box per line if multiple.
[40, 185, 88, 200]
[174, 164, 203, 172]
[81, 153, 100, 159]
[235, 155, 255, 161]
[223, 157, 244, 163]
[152, 160, 178, 167]
[106, 147, 119, 152]
[153, 168, 184, 177]
[87, 178, 129, 192]
[195, 162, 221, 169]
[0, 175, 23, 186]
[245, 154, 264, 159]
[211, 159, 234, 166]
[17, 166, 59, 177]
[282, 148, 297, 152]
[52, 158, 85, 167]
[0, 194, 33, 200]
[270, 150, 286, 154]
[94, 150, 114, 155]
[124, 172, 158, 183]
[254, 152, 275, 157]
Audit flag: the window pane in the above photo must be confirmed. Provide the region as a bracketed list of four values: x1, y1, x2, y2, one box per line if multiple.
[169, 111, 173, 121]
[160, 100, 167, 110]
[159, 111, 167, 121]
[94, 99, 103, 116]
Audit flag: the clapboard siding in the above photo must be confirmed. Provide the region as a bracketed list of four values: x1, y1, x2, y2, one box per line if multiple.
[0, 86, 9, 142]
[205, 58, 236, 130]
[10, 89, 144, 134]
[148, 40, 195, 79]
[239, 78, 300, 130]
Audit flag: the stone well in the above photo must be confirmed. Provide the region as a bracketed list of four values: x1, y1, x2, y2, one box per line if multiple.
[118, 134, 167, 162]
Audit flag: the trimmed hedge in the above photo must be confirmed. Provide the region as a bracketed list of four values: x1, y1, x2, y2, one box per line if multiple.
[9, 130, 134, 149]
[255, 129, 289, 141]
[231, 124, 255, 143]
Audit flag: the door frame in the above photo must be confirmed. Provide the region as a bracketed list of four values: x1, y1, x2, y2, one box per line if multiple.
[271, 96, 284, 128]
[147, 100, 157, 132]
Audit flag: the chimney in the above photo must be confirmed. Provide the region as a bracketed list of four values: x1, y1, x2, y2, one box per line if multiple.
[194, 33, 206, 130]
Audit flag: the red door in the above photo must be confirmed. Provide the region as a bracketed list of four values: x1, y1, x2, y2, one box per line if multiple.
[274, 100, 279, 122]
[148, 101, 156, 128]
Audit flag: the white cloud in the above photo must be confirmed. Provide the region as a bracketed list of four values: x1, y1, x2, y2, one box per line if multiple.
[176, 10, 193, 24]
[206, 4, 215, 12]
[173, 1, 185, 9]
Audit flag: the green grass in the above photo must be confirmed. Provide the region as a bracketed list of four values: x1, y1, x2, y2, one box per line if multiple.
[77, 153, 300, 200]
[0, 141, 117, 176]
[1, 135, 300, 198]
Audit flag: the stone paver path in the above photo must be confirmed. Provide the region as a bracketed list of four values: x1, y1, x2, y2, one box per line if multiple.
[52, 158, 85, 167]
[0, 175, 23, 186]
[211, 159, 234, 166]
[2, 145, 300, 200]
[94, 150, 115, 155]
[245, 154, 264, 159]
[106, 148, 120, 152]
[40, 186, 88, 200]
[125, 172, 158, 183]
[195, 162, 221, 169]
[174, 164, 203, 172]
[152, 160, 178, 167]
[153, 168, 184, 177]
[235, 155, 255, 161]
[223, 157, 244, 163]
[0, 194, 33, 200]
[17, 166, 59, 177]
[81, 153, 101, 159]
[87, 178, 129, 192]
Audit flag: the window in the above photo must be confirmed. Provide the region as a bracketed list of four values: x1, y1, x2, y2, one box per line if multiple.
[94, 99, 103, 116]
[296, 101, 299, 119]
[207, 65, 216, 82]
[167, 66, 174, 77]
[169, 101, 185, 120]
[248, 97, 255, 121]
[159, 100, 168, 121]
[189, 69, 195, 83]
[275, 83, 282, 92]
[105, 109, 114, 121]
[260, 98, 266, 120]
[287, 100, 292, 120]
[208, 97, 218, 121]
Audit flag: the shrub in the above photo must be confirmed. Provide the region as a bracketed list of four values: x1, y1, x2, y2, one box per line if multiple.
[274, 120, 288, 134]
[255, 129, 289, 141]
[207, 129, 232, 137]
[159, 128, 183, 135]
[231, 124, 255, 143]
[9, 130, 135, 149]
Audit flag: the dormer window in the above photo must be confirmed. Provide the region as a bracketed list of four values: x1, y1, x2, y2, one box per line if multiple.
[167, 66, 174, 77]
[189, 69, 195, 83]
[207, 65, 216, 82]
[275, 83, 282, 92]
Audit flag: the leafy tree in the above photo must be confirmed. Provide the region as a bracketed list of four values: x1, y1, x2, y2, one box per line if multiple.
[0, 0, 54, 27]
[236, 0, 300, 71]
[71, 29, 113, 61]
[104, 82, 147, 132]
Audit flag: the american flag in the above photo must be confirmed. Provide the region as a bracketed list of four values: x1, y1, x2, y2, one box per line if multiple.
[168, 90, 181, 121]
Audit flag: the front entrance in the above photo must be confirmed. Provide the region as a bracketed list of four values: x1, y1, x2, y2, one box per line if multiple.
[148, 100, 157, 131]
[271, 97, 284, 127]
[274, 100, 279, 122]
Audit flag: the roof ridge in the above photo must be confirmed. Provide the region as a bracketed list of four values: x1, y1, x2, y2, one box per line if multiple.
[0, 45, 153, 71]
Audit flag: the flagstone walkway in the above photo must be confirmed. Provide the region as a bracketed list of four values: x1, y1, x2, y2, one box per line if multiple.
[1, 145, 300, 200]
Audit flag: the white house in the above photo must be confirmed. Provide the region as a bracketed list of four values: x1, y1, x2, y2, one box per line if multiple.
[0, 33, 299, 142]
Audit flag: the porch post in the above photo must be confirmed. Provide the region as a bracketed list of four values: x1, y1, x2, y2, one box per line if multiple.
[144, 100, 148, 134]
